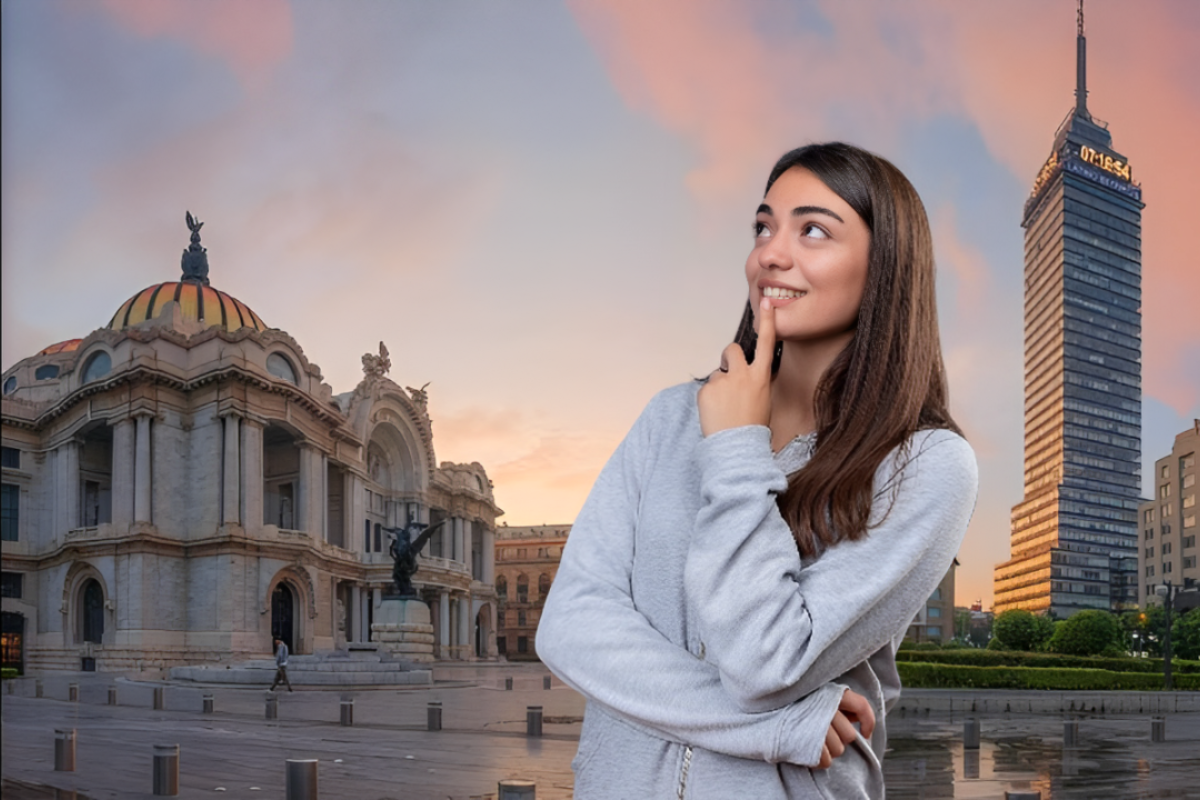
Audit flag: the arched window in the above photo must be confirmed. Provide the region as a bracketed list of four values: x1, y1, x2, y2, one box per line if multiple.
[35, 365, 60, 381]
[81, 352, 111, 383]
[81, 579, 104, 644]
[516, 575, 529, 603]
[538, 573, 551, 600]
[2, 376, 15, 395]
[267, 353, 298, 384]
[495, 575, 507, 599]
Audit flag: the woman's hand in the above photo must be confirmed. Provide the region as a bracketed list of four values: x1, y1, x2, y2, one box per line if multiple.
[816, 689, 876, 769]
[698, 298, 775, 437]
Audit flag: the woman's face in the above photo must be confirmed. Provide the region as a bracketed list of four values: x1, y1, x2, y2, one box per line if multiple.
[744, 166, 870, 345]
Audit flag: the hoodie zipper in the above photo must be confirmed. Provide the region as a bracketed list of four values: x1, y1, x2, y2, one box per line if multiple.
[677, 745, 693, 799]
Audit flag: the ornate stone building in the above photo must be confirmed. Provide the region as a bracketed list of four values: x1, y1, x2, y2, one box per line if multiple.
[494, 524, 570, 660]
[0, 218, 500, 674]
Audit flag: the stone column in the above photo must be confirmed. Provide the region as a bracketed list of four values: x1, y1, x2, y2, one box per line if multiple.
[458, 592, 472, 659]
[221, 415, 240, 525]
[349, 474, 365, 553]
[111, 418, 135, 531]
[56, 441, 80, 533]
[439, 591, 451, 660]
[133, 414, 153, 523]
[241, 419, 264, 531]
[454, 517, 466, 565]
[482, 525, 496, 586]
[297, 444, 314, 533]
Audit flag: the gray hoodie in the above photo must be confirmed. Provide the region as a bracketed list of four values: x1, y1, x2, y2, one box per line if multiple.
[537, 382, 977, 799]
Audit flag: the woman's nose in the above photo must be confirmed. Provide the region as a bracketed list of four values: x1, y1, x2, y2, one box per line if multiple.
[758, 233, 792, 271]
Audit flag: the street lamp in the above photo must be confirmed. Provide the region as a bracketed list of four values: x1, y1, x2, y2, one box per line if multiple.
[1155, 581, 1179, 691]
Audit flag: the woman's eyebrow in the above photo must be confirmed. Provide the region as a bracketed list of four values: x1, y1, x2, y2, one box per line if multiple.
[791, 205, 844, 223]
[755, 203, 845, 224]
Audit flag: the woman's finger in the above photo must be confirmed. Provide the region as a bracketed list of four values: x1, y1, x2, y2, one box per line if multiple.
[831, 710, 858, 747]
[839, 690, 876, 739]
[818, 745, 832, 770]
[824, 722, 846, 759]
[753, 297, 776, 374]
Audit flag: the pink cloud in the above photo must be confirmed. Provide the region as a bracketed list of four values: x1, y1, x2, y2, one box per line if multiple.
[98, 0, 293, 91]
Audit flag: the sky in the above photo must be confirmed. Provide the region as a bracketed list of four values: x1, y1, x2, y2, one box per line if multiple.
[2, 0, 1197, 609]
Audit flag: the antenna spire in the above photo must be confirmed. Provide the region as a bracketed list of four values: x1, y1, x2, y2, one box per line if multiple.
[1074, 0, 1090, 118]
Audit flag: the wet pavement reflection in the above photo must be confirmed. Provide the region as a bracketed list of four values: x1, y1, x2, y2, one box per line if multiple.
[884, 713, 1200, 799]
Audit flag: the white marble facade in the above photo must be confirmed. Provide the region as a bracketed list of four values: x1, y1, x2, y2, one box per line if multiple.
[0, 261, 500, 673]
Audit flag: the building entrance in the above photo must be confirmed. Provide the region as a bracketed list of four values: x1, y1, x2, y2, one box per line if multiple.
[271, 583, 295, 653]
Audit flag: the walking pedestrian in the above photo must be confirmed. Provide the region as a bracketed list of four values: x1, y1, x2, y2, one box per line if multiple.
[270, 637, 293, 692]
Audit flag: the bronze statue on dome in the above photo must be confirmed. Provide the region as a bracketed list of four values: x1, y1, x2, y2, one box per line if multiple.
[181, 211, 210, 285]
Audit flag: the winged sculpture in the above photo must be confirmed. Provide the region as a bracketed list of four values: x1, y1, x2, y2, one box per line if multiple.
[384, 517, 447, 597]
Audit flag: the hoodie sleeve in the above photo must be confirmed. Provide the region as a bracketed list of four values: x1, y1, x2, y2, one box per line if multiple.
[685, 426, 977, 713]
[537, 393, 846, 767]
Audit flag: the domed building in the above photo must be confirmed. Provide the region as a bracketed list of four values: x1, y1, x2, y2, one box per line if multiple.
[0, 217, 500, 674]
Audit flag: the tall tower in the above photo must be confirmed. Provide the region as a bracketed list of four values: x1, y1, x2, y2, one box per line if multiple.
[994, 2, 1144, 618]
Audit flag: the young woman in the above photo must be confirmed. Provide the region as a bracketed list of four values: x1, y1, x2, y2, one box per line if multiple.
[537, 142, 978, 799]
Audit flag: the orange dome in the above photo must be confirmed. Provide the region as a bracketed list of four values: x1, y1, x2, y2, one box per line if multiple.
[109, 282, 267, 333]
[37, 339, 83, 355]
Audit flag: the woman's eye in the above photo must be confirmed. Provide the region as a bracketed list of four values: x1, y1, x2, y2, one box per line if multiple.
[801, 223, 829, 239]
[754, 221, 771, 239]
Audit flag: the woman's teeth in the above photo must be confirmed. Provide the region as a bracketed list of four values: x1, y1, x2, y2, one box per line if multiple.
[763, 286, 805, 299]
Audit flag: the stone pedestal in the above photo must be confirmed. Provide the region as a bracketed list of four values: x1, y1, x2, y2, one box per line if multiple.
[370, 597, 434, 662]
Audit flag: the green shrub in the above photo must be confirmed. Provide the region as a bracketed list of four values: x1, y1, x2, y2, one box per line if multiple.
[1047, 610, 1126, 656]
[896, 662, 1200, 691]
[993, 609, 1055, 652]
[0, 668, 18, 680]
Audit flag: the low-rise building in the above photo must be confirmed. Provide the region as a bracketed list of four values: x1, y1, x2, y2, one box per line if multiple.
[494, 524, 569, 660]
[1138, 420, 1199, 605]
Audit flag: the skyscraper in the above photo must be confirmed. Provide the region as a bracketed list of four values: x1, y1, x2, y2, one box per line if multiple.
[994, 3, 1144, 618]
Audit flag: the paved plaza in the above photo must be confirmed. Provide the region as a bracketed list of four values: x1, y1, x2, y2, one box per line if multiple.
[2, 664, 1199, 799]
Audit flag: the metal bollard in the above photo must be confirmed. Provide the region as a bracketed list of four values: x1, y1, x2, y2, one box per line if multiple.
[286, 758, 318, 800]
[1152, 716, 1166, 742]
[340, 698, 354, 726]
[54, 729, 76, 772]
[1063, 718, 1079, 747]
[153, 744, 180, 796]
[427, 701, 442, 731]
[498, 779, 537, 800]
[108, 686, 118, 706]
[505, 676, 513, 690]
[526, 705, 543, 737]
[153, 686, 165, 710]
[266, 695, 278, 720]
[202, 693, 214, 714]
[543, 675, 552, 690]
[36, 680, 44, 698]
[68, 683, 79, 702]
[963, 718, 979, 749]
[963, 749, 980, 780]
[1004, 792, 1040, 800]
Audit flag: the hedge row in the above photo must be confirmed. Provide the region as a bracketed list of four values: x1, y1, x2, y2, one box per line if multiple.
[897, 662, 1200, 691]
[895, 648, 1200, 674]
[0, 668, 19, 680]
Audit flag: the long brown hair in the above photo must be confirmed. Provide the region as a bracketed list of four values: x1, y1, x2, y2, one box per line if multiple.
[735, 142, 960, 558]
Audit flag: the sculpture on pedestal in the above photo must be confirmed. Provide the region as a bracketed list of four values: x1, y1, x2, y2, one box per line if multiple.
[384, 517, 445, 598]
[181, 211, 210, 285]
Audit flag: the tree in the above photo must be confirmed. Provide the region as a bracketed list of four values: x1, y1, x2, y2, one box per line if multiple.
[992, 609, 1054, 652]
[1047, 610, 1126, 656]
[1172, 608, 1200, 661]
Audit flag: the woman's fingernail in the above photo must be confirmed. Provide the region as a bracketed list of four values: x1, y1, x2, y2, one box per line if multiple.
[760, 297, 770, 311]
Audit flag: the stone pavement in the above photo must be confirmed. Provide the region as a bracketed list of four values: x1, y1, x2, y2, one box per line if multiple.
[2, 665, 1199, 799]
